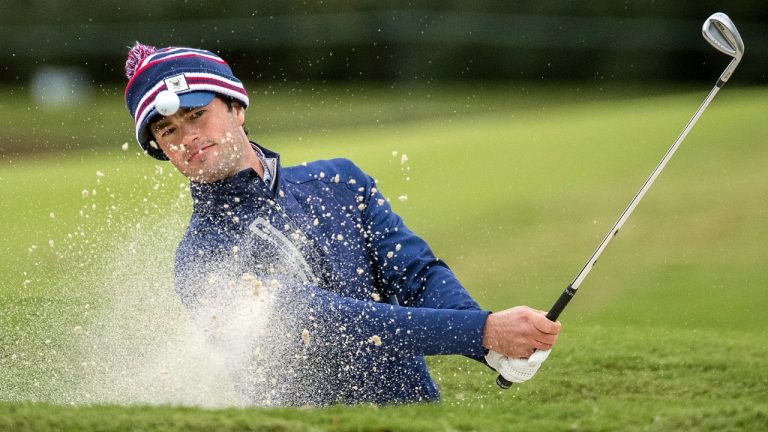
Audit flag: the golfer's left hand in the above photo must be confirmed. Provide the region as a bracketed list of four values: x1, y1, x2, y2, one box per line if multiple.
[485, 349, 551, 384]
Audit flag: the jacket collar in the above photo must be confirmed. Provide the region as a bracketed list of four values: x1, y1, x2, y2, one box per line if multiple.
[189, 142, 281, 213]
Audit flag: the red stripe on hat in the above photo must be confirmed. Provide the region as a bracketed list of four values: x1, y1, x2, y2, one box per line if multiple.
[134, 86, 166, 128]
[133, 82, 249, 135]
[124, 52, 228, 97]
[185, 76, 248, 97]
[134, 76, 246, 124]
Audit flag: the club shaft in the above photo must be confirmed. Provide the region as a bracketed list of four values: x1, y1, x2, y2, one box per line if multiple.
[496, 78, 728, 391]
[545, 82, 724, 322]
[567, 80, 724, 297]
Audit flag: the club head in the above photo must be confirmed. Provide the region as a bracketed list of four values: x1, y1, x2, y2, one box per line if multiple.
[702, 13, 744, 59]
[702, 12, 744, 83]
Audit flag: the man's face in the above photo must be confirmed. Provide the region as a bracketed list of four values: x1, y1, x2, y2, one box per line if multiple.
[150, 97, 248, 183]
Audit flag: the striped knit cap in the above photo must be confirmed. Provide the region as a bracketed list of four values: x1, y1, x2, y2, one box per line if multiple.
[124, 42, 249, 160]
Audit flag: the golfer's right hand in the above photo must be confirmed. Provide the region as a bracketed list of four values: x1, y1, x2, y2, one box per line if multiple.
[482, 306, 561, 358]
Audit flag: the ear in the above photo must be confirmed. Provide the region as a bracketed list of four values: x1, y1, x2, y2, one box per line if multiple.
[232, 101, 246, 126]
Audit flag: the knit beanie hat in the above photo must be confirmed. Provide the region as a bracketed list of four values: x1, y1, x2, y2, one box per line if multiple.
[124, 42, 249, 160]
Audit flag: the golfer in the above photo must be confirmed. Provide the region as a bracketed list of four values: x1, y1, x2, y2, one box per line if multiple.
[124, 43, 561, 405]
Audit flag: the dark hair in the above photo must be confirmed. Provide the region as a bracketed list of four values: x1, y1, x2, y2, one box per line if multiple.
[217, 95, 249, 136]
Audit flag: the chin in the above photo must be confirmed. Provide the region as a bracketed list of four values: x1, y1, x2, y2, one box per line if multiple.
[190, 162, 240, 183]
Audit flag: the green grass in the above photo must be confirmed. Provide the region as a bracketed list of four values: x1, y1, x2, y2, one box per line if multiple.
[1, 82, 767, 430]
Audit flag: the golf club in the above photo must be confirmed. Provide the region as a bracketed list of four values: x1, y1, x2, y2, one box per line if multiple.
[497, 12, 744, 389]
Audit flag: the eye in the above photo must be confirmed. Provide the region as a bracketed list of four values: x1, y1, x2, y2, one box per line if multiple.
[160, 126, 176, 138]
[190, 109, 205, 120]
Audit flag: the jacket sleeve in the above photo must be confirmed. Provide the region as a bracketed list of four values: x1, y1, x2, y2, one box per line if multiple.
[277, 282, 489, 358]
[174, 222, 490, 360]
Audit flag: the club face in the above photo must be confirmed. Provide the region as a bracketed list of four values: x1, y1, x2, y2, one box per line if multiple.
[702, 13, 744, 60]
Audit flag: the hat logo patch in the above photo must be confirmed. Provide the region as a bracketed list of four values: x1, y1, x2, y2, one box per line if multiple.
[164, 74, 189, 93]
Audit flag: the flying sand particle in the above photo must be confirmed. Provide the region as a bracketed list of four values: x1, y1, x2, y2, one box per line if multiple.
[368, 335, 382, 346]
[251, 279, 263, 296]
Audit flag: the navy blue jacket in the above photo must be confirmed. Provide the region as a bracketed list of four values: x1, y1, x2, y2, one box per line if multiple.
[174, 144, 490, 405]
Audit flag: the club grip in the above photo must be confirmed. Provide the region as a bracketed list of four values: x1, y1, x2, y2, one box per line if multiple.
[546, 284, 577, 321]
[495, 284, 576, 389]
[496, 373, 514, 389]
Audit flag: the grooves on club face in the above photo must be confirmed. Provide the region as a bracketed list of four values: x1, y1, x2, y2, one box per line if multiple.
[702, 13, 744, 59]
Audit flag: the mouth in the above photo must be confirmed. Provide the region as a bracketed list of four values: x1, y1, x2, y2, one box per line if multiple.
[187, 143, 216, 164]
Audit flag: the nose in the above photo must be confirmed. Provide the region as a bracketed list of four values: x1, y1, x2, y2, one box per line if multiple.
[179, 122, 201, 150]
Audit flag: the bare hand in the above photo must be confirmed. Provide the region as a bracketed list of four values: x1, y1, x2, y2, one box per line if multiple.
[482, 306, 561, 358]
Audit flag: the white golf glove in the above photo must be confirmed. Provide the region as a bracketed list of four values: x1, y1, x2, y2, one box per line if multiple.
[485, 349, 551, 384]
